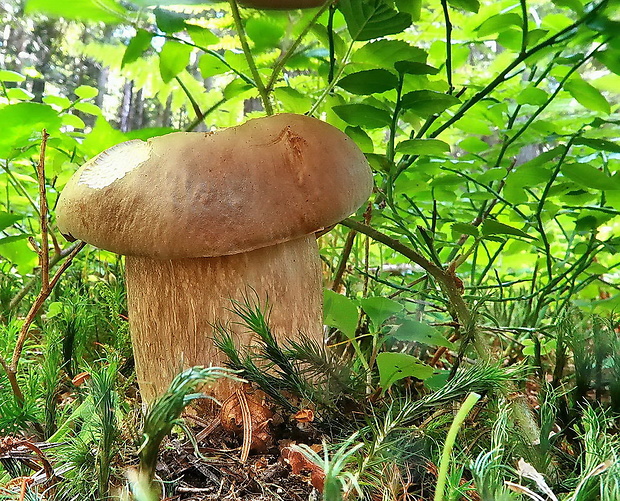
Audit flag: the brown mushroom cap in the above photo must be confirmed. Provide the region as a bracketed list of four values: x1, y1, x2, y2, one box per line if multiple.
[57, 113, 373, 259]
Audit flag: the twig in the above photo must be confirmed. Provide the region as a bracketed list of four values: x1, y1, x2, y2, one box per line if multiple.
[3, 132, 86, 404]
[440, 0, 453, 94]
[8, 242, 87, 311]
[36, 131, 50, 290]
[265, 0, 333, 92]
[229, 0, 273, 115]
[331, 229, 356, 292]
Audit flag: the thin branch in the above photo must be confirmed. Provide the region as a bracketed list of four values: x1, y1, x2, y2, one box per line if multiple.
[10, 241, 86, 372]
[331, 229, 357, 291]
[229, 0, 274, 115]
[340, 218, 484, 359]
[440, 0, 453, 94]
[175, 76, 204, 123]
[36, 130, 50, 290]
[8, 241, 84, 311]
[265, 0, 333, 93]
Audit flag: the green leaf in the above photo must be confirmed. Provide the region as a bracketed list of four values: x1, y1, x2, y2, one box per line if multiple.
[401, 90, 460, 118]
[122, 29, 153, 68]
[46, 301, 66, 319]
[0, 212, 22, 231]
[595, 50, 620, 75]
[6, 88, 34, 101]
[482, 219, 535, 239]
[0, 103, 62, 157]
[574, 137, 620, 153]
[223, 79, 253, 99]
[377, 352, 434, 391]
[273, 87, 312, 114]
[25, 0, 127, 23]
[246, 17, 285, 51]
[0, 70, 25, 82]
[338, 0, 412, 41]
[186, 24, 219, 48]
[337, 69, 399, 95]
[391, 319, 455, 348]
[324, 289, 359, 339]
[0, 234, 37, 275]
[565, 78, 610, 114]
[447, 0, 479, 13]
[345, 126, 374, 153]
[159, 41, 192, 83]
[43, 95, 71, 109]
[396, 139, 450, 156]
[198, 54, 230, 79]
[332, 104, 392, 129]
[73, 102, 102, 115]
[394, 61, 439, 75]
[154, 7, 187, 33]
[516, 86, 549, 106]
[352, 40, 427, 67]
[395, 0, 421, 19]
[477, 13, 523, 37]
[359, 297, 403, 329]
[561, 163, 620, 190]
[75, 85, 98, 99]
[451, 222, 479, 238]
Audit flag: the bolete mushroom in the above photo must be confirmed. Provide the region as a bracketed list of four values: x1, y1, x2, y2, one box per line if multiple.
[56, 113, 372, 403]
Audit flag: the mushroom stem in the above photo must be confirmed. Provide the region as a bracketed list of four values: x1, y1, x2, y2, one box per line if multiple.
[125, 234, 323, 403]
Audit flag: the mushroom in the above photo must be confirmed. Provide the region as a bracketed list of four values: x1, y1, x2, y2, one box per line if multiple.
[56, 113, 373, 402]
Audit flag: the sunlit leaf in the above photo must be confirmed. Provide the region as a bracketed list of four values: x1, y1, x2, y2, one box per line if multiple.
[396, 139, 450, 156]
[246, 17, 285, 50]
[561, 163, 620, 190]
[401, 90, 460, 117]
[332, 104, 392, 128]
[477, 13, 522, 37]
[159, 41, 193, 83]
[25, 0, 127, 23]
[122, 29, 153, 68]
[447, 0, 479, 13]
[345, 126, 374, 153]
[0, 70, 25, 82]
[75, 85, 98, 100]
[565, 78, 610, 114]
[337, 69, 399, 95]
[338, 0, 412, 41]
[0, 212, 22, 232]
[186, 24, 219, 48]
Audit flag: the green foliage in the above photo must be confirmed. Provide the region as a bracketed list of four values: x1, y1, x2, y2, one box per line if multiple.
[1, 0, 620, 498]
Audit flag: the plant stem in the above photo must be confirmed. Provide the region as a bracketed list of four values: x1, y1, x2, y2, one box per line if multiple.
[340, 218, 486, 359]
[440, 0, 453, 94]
[434, 392, 481, 501]
[266, 0, 333, 92]
[308, 40, 355, 115]
[228, 0, 273, 115]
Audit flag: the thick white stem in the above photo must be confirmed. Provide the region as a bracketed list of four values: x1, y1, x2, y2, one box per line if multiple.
[125, 234, 323, 403]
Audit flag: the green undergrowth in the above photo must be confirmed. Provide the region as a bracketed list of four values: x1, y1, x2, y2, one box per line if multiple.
[1, 268, 619, 500]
